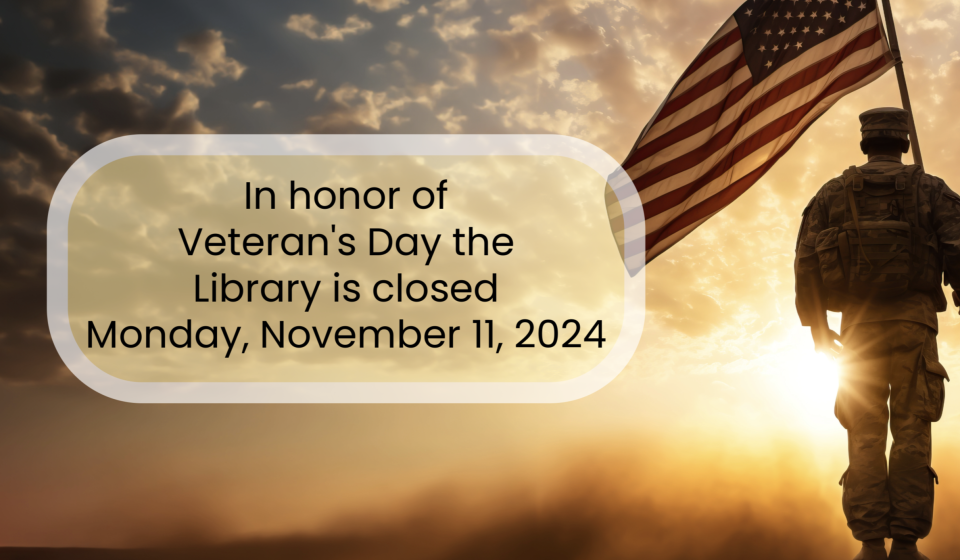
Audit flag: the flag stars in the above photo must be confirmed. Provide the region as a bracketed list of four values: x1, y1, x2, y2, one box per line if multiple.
[858, 1, 866, 9]
[773, 11, 779, 17]
[786, 12, 793, 18]
[845, 0, 852, 6]
[816, 27, 825, 34]
[803, 26, 810, 32]
[778, 28, 786, 35]
[765, 60, 773, 68]
[764, 28, 772, 35]
[810, 10, 818, 16]
[795, 41, 803, 48]
[746, 8, 753, 15]
[790, 26, 798, 33]
[773, 44, 780, 51]
[759, 45, 767, 51]
[839, 15, 846, 22]
[825, 11, 832, 19]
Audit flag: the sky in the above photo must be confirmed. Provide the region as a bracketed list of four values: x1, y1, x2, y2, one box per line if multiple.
[5, 0, 960, 557]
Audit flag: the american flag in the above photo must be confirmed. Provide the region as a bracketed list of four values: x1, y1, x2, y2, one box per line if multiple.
[606, 0, 894, 274]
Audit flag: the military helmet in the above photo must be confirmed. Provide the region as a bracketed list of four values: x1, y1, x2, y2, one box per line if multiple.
[859, 107, 910, 153]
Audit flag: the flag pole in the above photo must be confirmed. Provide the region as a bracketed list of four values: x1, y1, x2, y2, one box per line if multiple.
[879, 0, 924, 169]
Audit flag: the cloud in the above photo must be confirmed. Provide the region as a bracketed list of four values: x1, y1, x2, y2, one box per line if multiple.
[15, 0, 115, 48]
[436, 106, 467, 133]
[397, 13, 415, 27]
[434, 0, 471, 12]
[483, 29, 540, 78]
[433, 15, 481, 41]
[905, 18, 950, 34]
[252, 100, 272, 110]
[281, 79, 317, 90]
[439, 50, 476, 84]
[175, 30, 246, 84]
[0, 108, 79, 383]
[0, 54, 44, 96]
[41, 67, 140, 96]
[0, 108, 75, 195]
[314, 87, 327, 101]
[559, 78, 602, 106]
[74, 89, 213, 142]
[487, 3, 608, 86]
[577, 43, 645, 121]
[355, 0, 409, 12]
[386, 41, 404, 56]
[305, 84, 414, 132]
[0, 56, 218, 387]
[113, 30, 246, 87]
[285, 14, 322, 40]
[304, 75, 456, 132]
[286, 14, 373, 41]
[386, 42, 419, 58]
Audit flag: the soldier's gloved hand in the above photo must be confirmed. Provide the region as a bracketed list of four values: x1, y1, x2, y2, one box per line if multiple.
[810, 324, 842, 358]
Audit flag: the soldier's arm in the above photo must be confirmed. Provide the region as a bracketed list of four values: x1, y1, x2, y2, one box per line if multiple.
[795, 186, 842, 356]
[794, 189, 828, 327]
[931, 178, 960, 291]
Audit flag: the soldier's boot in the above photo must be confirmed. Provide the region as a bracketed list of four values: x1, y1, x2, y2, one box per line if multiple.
[853, 539, 888, 560]
[888, 539, 930, 560]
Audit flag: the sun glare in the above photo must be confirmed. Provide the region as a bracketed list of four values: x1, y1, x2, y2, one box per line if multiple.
[786, 351, 840, 406]
[768, 330, 842, 431]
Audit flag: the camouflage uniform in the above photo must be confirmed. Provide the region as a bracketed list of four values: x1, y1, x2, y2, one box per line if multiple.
[795, 108, 960, 543]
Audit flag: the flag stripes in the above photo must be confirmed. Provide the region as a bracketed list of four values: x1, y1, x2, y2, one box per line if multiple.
[607, 0, 894, 274]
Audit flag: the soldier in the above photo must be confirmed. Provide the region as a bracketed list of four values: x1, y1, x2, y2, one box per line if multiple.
[795, 107, 960, 560]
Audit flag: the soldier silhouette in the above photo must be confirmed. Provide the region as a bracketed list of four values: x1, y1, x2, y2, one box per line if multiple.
[795, 108, 960, 560]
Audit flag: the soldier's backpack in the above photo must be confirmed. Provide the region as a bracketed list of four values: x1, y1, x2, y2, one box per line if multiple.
[814, 164, 941, 300]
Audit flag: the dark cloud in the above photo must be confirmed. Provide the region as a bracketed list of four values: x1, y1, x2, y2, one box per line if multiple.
[0, 12, 221, 384]
[15, 0, 116, 49]
[41, 68, 108, 98]
[0, 54, 45, 97]
[74, 89, 212, 142]
[0, 108, 77, 383]
[0, 107, 75, 191]
[0, 89, 212, 384]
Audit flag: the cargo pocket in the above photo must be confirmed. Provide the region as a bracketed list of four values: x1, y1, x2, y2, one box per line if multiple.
[815, 227, 847, 292]
[913, 350, 949, 423]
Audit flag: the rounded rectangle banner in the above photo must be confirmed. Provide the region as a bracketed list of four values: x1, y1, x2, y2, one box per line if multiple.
[47, 134, 645, 403]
